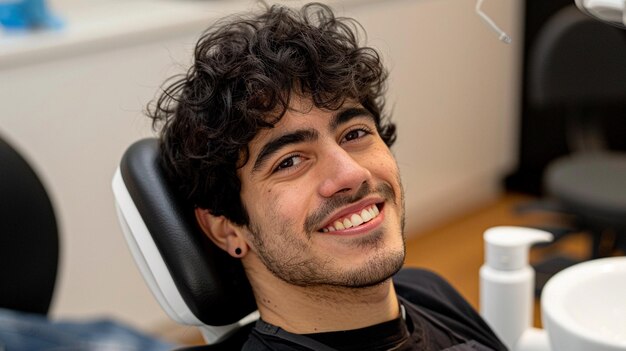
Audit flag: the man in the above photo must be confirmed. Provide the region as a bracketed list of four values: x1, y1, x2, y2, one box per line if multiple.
[148, 2, 506, 350]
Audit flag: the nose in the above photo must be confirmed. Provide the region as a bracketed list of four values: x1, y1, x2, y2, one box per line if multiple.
[317, 147, 372, 198]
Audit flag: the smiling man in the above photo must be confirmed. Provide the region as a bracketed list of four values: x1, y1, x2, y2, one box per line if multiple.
[148, 3, 506, 350]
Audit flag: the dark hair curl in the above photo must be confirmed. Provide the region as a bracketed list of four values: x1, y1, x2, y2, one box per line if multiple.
[147, 2, 396, 225]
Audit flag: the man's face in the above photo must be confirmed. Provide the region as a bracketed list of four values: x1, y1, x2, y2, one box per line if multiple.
[237, 97, 405, 288]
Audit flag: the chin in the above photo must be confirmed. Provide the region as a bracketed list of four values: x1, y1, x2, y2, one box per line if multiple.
[338, 247, 405, 288]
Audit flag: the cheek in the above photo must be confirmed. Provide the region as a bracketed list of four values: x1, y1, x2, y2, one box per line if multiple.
[249, 185, 308, 226]
[368, 146, 400, 177]
[273, 185, 308, 217]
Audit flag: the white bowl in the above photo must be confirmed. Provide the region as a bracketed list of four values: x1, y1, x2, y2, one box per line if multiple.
[542, 257, 626, 351]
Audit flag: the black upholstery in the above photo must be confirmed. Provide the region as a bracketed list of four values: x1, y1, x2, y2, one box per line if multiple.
[0, 135, 58, 315]
[546, 154, 626, 229]
[529, 6, 626, 106]
[119, 138, 256, 326]
[525, 5, 626, 277]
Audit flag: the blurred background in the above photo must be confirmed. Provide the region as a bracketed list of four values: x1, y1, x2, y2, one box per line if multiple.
[1, 0, 624, 346]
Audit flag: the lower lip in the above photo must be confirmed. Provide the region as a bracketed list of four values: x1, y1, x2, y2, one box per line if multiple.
[320, 206, 385, 236]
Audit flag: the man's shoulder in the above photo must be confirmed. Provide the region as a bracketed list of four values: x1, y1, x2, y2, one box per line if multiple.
[392, 267, 462, 301]
[393, 267, 447, 285]
[393, 268, 507, 351]
[392, 267, 478, 324]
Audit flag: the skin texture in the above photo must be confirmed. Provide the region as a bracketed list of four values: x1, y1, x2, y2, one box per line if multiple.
[196, 97, 406, 333]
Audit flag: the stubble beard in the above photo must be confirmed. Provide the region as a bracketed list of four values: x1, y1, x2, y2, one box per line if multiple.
[248, 181, 406, 290]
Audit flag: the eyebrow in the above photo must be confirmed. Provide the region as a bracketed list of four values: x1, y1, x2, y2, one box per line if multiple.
[329, 107, 374, 131]
[251, 107, 375, 173]
[252, 129, 318, 173]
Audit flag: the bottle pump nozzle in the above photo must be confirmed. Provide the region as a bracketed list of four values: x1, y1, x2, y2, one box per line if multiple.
[485, 226, 553, 271]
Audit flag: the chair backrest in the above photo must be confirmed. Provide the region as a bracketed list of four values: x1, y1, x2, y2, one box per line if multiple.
[0, 135, 58, 315]
[111, 138, 257, 344]
[529, 5, 626, 107]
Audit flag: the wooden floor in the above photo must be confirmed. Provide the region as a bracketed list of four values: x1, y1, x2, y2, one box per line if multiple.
[160, 193, 591, 345]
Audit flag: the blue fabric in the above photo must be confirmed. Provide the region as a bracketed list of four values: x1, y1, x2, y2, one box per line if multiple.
[0, 308, 178, 351]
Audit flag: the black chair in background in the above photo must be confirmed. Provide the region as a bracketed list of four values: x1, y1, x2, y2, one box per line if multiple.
[0, 134, 59, 315]
[523, 5, 626, 291]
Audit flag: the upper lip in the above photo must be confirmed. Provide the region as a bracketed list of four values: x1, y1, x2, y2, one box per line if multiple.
[318, 197, 383, 230]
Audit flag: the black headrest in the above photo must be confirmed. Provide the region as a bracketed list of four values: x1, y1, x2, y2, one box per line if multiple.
[119, 138, 256, 326]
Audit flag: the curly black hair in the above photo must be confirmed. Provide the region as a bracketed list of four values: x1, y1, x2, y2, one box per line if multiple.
[148, 2, 396, 226]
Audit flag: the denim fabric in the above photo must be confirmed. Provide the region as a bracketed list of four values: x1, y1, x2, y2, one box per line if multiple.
[0, 308, 178, 351]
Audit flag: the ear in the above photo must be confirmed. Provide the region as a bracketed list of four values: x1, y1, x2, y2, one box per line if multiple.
[195, 208, 249, 258]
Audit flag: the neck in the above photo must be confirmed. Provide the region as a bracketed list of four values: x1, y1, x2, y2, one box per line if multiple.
[243, 256, 400, 334]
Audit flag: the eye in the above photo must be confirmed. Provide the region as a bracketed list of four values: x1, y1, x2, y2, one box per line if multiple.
[274, 154, 303, 173]
[343, 128, 371, 142]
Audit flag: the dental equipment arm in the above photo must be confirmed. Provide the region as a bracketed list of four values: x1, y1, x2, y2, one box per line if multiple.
[476, 0, 512, 43]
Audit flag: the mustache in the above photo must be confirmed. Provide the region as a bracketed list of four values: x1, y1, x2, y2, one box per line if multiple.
[303, 182, 396, 234]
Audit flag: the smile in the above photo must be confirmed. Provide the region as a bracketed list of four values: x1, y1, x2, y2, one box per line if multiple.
[320, 204, 381, 233]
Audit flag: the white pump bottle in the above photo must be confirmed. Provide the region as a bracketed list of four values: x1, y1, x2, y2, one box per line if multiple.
[479, 226, 553, 351]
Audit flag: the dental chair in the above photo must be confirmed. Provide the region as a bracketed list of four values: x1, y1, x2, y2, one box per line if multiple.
[0, 134, 59, 315]
[111, 138, 259, 350]
[524, 5, 626, 290]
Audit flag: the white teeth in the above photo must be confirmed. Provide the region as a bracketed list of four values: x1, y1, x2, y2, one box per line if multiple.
[368, 208, 376, 218]
[343, 218, 353, 228]
[361, 209, 372, 222]
[351, 214, 363, 226]
[321, 204, 381, 233]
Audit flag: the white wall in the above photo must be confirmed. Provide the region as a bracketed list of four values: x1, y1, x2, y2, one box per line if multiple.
[0, 0, 522, 332]
[351, 0, 523, 232]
